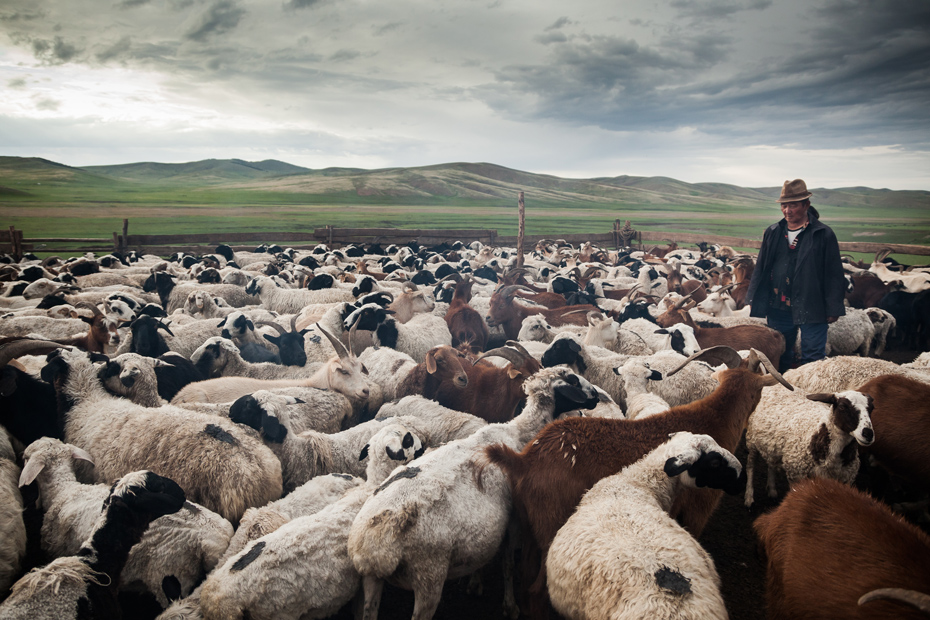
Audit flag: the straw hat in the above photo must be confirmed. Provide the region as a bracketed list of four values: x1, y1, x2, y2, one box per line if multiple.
[776, 179, 813, 203]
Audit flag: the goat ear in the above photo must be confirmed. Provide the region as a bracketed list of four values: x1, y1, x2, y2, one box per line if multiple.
[359, 444, 370, 461]
[806, 393, 837, 404]
[264, 334, 281, 346]
[507, 367, 521, 380]
[425, 352, 438, 374]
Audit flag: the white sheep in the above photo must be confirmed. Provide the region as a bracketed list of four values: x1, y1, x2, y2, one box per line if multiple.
[865, 307, 896, 356]
[517, 314, 587, 345]
[375, 395, 490, 444]
[347, 367, 602, 620]
[18, 437, 234, 608]
[903, 351, 930, 368]
[546, 432, 743, 620]
[815, 308, 875, 357]
[0, 428, 26, 594]
[744, 386, 875, 508]
[0, 470, 187, 620]
[351, 304, 453, 363]
[42, 348, 282, 523]
[245, 275, 355, 314]
[99, 352, 172, 406]
[582, 312, 653, 355]
[784, 356, 930, 393]
[199, 424, 423, 620]
[613, 358, 669, 419]
[620, 317, 701, 357]
[187, 336, 322, 381]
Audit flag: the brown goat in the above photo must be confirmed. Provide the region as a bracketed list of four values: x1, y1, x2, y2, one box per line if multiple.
[47, 302, 122, 354]
[430, 342, 542, 423]
[856, 373, 930, 491]
[655, 300, 785, 366]
[485, 347, 789, 619]
[443, 277, 490, 354]
[847, 272, 900, 309]
[393, 344, 470, 400]
[487, 285, 599, 340]
[754, 477, 930, 620]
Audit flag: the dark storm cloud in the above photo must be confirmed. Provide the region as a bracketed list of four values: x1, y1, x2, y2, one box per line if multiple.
[118, 0, 153, 7]
[483, 0, 930, 150]
[31, 35, 82, 64]
[96, 36, 133, 63]
[670, 0, 772, 20]
[185, 0, 246, 42]
[284, 0, 327, 10]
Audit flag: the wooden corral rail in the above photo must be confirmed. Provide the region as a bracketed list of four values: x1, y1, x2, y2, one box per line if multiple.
[2, 225, 930, 259]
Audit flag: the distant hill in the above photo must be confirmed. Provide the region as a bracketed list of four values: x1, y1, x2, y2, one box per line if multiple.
[1, 156, 928, 210]
[83, 158, 313, 184]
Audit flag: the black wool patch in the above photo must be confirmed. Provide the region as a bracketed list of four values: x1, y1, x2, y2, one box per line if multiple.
[203, 424, 240, 446]
[654, 566, 692, 595]
[375, 466, 420, 496]
[231, 542, 265, 572]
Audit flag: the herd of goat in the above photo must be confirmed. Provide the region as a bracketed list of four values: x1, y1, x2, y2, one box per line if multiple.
[0, 237, 928, 620]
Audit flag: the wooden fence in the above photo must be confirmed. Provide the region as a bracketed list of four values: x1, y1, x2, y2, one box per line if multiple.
[2, 220, 930, 260]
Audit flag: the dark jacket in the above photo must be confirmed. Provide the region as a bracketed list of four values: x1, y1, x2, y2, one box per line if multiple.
[746, 213, 847, 325]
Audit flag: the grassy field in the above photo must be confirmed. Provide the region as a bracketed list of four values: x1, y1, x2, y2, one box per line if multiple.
[2, 157, 929, 261]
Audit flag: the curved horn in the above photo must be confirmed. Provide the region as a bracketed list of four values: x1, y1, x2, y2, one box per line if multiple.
[475, 344, 528, 369]
[290, 314, 299, 333]
[859, 588, 930, 613]
[749, 348, 793, 390]
[671, 290, 696, 310]
[316, 324, 349, 360]
[0, 339, 72, 367]
[254, 320, 287, 336]
[498, 284, 533, 302]
[40, 256, 60, 267]
[402, 281, 419, 292]
[666, 346, 742, 377]
[74, 301, 103, 318]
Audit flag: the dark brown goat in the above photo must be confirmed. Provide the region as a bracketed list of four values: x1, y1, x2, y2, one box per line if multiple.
[655, 300, 785, 367]
[430, 343, 542, 423]
[485, 347, 788, 619]
[394, 345, 470, 400]
[487, 285, 599, 340]
[754, 477, 930, 620]
[847, 272, 900, 309]
[443, 277, 489, 354]
[856, 373, 930, 491]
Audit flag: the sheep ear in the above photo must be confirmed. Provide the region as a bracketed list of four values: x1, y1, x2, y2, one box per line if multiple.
[153, 359, 175, 368]
[70, 446, 95, 464]
[654, 329, 669, 334]
[663, 455, 694, 478]
[359, 444, 370, 461]
[402, 432, 414, 449]
[19, 458, 45, 487]
[294, 398, 305, 404]
[217, 317, 227, 327]
[806, 393, 837, 404]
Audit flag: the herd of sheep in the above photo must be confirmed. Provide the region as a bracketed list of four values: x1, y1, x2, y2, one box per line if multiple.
[0, 237, 928, 620]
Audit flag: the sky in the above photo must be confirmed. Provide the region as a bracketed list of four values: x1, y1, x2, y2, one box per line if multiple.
[1, 0, 929, 190]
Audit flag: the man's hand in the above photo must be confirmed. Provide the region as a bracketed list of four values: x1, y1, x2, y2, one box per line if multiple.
[826, 316, 839, 324]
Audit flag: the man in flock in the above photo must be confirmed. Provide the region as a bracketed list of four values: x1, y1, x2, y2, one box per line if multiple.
[746, 178, 846, 372]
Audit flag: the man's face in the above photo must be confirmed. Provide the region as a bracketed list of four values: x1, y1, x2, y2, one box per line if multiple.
[781, 200, 809, 227]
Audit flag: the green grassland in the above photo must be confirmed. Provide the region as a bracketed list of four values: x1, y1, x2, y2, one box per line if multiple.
[2, 157, 929, 261]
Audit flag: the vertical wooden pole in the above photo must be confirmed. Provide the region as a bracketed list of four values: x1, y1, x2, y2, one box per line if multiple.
[122, 219, 129, 254]
[517, 191, 525, 268]
[9, 226, 20, 261]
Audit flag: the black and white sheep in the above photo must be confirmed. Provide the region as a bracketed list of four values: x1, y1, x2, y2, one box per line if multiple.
[0, 470, 186, 620]
[546, 432, 744, 620]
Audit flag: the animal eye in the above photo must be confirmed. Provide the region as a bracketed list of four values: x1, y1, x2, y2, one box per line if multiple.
[337, 368, 350, 375]
[362, 365, 369, 375]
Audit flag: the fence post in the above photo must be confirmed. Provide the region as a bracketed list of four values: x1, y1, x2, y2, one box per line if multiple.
[122, 219, 129, 254]
[9, 226, 21, 260]
[517, 191, 525, 267]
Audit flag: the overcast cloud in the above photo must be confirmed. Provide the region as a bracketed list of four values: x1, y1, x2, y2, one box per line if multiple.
[1, 0, 928, 189]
